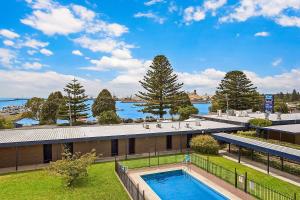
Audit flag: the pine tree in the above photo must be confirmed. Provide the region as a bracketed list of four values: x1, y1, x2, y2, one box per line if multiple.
[92, 89, 116, 117]
[57, 79, 89, 124]
[136, 55, 183, 118]
[212, 70, 259, 111]
[291, 89, 298, 102]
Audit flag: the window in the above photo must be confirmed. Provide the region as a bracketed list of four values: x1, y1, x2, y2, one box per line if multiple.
[63, 143, 73, 154]
[167, 135, 172, 150]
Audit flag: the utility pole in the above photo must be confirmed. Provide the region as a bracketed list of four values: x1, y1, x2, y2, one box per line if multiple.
[68, 91, 72, 126]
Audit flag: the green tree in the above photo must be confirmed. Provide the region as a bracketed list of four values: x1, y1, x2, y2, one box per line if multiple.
[40, 91, 63, 124]
[136, 55, 183, 118]
[0, 117, 13, 129]
[92, 89, 116, 117]
[47, 149, 97, 187]
[57, 79, 89, 124]
[98, 110, 121, 125]
[274, 101, 289, 113]
[212, 70, 259, 111]
[169, 92, 192, 116]
[178, 105, 199, 120]
[25, 97, 45, 120]
[291, 89, 299, 102]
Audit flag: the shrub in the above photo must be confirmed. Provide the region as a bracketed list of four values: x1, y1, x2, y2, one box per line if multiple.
[98, 110, 121, 125]
[47, 149, 97, 187]
[190, 135, 219, 155]
[178, 105, 199, 120]
[0, 117, 13, 129]
[248, 118, 272, 127]
[274, 101, 289, 113]
[236, 131, 256, 137]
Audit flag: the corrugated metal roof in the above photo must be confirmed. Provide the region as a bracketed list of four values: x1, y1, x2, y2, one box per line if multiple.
[213, 133, 300, 162]
[261, 124, 300, 134]
[0, 121, 244, 147]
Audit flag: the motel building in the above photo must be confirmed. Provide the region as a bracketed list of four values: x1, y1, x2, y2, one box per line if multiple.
[0, 120, 245, 170]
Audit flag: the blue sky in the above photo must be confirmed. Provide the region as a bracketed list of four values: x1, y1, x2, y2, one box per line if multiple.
[1, 0, 300, 97]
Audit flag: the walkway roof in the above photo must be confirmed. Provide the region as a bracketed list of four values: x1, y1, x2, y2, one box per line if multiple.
[213, 133, 300, 163]
[260, 124, 300, 134]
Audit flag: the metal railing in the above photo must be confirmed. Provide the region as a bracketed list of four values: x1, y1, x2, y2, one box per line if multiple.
[191, 154, 296, 200]
[115, 160, 146, 200]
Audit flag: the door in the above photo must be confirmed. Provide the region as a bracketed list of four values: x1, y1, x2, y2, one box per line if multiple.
[128, 138, 135, 154]
[111, 139, 118, 156]
[187, 134, 193, 148]
[43, 144, 52, 163]
[166, 135, 172, 150]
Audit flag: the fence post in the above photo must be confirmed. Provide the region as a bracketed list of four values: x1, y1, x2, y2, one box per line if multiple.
[114, 157, 117, 172]
[235, 168, 237, 188]
[244, 172, 247, 193]
[158, 151, 160, 166]
[148, 152, 150, 167]
[137, 184, 139, 200]
[143, 190, 145, 200]
[294, 192, 297, 200]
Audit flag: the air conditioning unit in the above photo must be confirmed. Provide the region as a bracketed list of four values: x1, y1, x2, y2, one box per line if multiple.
[195, 121, 201, 126]
[156, 123, 162, 128]
[186, 123, 190, 128]
[145, 124, 150, 129]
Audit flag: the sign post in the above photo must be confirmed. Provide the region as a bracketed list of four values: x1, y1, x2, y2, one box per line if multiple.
[264, 94, 274, 113]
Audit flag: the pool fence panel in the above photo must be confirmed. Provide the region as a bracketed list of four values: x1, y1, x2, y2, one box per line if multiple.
[191, 154, 296, 200]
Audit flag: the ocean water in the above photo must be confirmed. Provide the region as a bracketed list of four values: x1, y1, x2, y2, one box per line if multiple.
[142, 170, 228, 200]
[0, 98, 210, 125]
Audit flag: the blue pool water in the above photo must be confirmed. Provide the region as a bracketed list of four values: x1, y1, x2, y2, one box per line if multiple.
[142, 170, 228, 200]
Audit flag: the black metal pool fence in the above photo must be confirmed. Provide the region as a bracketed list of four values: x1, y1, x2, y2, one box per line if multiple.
[115, 153, 297, 200]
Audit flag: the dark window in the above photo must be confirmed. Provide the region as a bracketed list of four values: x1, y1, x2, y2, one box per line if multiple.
[167, 135, 172, 150]
[111, 139, 118, 156]
[43, 144, 52, 163]
[187, 134, 193, 148]
[128, 138, 135, 154]
[64, 143, 73, 154]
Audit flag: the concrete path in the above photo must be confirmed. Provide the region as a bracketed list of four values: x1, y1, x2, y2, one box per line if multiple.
[220, 151, 300, 187]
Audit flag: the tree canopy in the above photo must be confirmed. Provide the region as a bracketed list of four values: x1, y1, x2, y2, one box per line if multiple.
[211, 70, 261, 111]
[25, 97, 44, 120]
[92, 89, 116, 117]
[40, 91, 64, 124]
[57, 79, 89, 124]
[169, 92, 192, 115]
[136, 55, 183, 118]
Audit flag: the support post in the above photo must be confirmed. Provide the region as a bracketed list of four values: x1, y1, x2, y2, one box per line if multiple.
[267, 153, 270, 174]
[251, 149, 254, 160]
[280, 157, 284, 171]
[15, 146, 19, 171]
[238, 146, 241, 163]
[180, 134, 182, 153]
[148, 152, 150, 167]
[228, 143, 231, 153]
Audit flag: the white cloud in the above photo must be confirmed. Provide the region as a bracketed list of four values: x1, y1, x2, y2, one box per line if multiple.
[111, 48, 132, 59]
[3, 40, 15, 46]
[0, 29, 20, 39]
[254, 31, 270, 37]
[27, 50, 37, 55]
[144, 0, 164, 6]
[168, 1, 178, 13]
[220, 0, 300, 28]
[22, 62, 43, 70]
[86, 21, 128, 37]
[0, 48, 15, 68]
[72, 50, 83, 56]
[73, 36, 118, 53]
[134, 12, 166, 24]
[40, 48, 53, 56]
[272, 58, 282, 66]
[22, 38, 49, 49]
[0, 70, 102, 97]
[183, 6, 206, 25]
[204, 0, 227, 15]
[71, 4, 95, 21]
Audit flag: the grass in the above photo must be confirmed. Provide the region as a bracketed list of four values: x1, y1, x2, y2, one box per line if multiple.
[0, 162, 130, 200]
[198, 154, 300, 196]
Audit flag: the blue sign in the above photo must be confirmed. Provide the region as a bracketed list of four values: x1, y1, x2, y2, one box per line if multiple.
[264, 94, 274, 113]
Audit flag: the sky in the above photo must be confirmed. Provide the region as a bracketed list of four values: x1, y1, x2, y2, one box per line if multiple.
[1, 0, 300, 98]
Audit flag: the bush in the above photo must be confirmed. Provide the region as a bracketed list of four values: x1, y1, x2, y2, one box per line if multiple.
[248, 118, 272, 127]
[0, 117, 13, 129]
[98, 110, 121, 125]
[190, 135, 219, 155]
[178, 105, 198, 120]
[236, 131, 256, 137]
[47, 149, 97, 187]
[274, 101, 289, 113]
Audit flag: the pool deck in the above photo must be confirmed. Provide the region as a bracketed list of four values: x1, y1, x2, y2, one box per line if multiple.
[128, 163, 254, 200]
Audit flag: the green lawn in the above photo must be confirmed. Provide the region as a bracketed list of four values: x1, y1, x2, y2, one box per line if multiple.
[0, 162, 130, 200]
[199, 154, 300, 196]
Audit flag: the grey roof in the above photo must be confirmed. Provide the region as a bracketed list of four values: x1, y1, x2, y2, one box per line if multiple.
[0, 121, 245, 147]
[195, 113, 300, 126]
[213, 133, 300, 162]
[261, 124, 300, 134]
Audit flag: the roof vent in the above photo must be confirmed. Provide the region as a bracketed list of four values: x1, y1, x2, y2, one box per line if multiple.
[186, 123, 190, 128]
[156, 123, 162, 128]
[145, 124, 150, 129]
[195, 121, 201, 126]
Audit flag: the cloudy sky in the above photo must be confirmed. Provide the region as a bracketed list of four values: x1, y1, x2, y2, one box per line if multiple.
[1, 0, 300, 98]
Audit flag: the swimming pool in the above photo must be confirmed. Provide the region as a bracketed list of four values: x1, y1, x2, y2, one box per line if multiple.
[141, 170, 228, 200]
